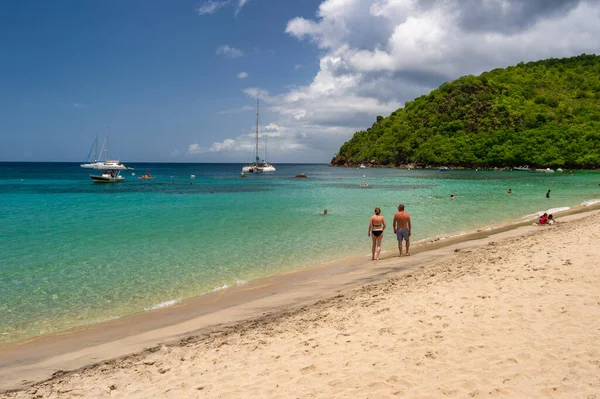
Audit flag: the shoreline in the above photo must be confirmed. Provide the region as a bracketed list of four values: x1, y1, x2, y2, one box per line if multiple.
[2, 202, 600, 392]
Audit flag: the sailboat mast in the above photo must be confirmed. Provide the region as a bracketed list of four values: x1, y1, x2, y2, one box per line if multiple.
[103, 127, 109, 161]
[255, 99, 259, 162]
[93, 133, 98, 162]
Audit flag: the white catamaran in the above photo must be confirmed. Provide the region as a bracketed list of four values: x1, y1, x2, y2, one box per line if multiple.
[241, 99, 276, 174]
[81, 129, 132, 183]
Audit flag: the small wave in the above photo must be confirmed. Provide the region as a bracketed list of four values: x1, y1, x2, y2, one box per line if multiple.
[144, 299, 180, 311]
[212, 280, 247, 293]
[582, 199, 600, 207]
[212, 284, 230, 292]
[546, 206, 570, 214]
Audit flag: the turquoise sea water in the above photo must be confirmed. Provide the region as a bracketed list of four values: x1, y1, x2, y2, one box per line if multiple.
[1, 162, 599, 343]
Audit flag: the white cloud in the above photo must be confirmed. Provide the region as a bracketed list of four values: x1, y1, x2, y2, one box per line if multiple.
[237, 71, 248, 79]
[243, 87, 270, 100]
[196, 0, 250, 16]
[196, 1, 229, 15]
[206, 130, 307, 156]
[235, 0, 250, 15]
[210, 138, 239, 152]
[294, 64, 303, 70]
[274, 0, 600, 161]
[216, 45, 244, 58]
[72, 103, 88, 108]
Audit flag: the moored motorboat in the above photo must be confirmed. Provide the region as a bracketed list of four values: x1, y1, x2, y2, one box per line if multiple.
[90, 172, 125, 183]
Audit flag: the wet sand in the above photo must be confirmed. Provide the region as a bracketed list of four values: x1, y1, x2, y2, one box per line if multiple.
[1, 205, 600, 397]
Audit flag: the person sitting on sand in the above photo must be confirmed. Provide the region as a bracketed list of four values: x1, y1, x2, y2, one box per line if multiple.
[539, 213, 548, 225]
[548, 214, 555, 225]
[393, 204, 412, 257]
[368, 207, 386, 261]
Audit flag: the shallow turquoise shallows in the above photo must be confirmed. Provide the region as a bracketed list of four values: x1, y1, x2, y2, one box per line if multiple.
[1, 162, 599, 343]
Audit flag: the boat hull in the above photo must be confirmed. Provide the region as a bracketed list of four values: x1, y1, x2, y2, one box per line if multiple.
[241, 165, 276, 173]
[90, 175, 125, 183]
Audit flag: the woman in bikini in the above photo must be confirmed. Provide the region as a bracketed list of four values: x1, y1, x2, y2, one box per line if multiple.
[368, 207, 386, 261]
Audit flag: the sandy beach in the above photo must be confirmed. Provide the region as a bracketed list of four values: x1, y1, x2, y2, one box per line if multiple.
[2, 208, 600, 398]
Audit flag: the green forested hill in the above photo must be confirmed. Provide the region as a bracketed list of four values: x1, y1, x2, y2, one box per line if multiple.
[331, 54, 600, 168]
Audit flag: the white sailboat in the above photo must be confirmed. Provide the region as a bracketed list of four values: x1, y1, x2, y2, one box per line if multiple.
[81, 129, 132, 183]
[241, 99, 276, 174]
[80, 133, 101, 169]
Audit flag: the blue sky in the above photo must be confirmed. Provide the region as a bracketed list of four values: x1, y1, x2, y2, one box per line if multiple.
[2, 0, 600, 163]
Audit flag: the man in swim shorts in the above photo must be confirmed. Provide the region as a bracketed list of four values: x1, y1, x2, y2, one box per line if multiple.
[393, 203, 412, 256]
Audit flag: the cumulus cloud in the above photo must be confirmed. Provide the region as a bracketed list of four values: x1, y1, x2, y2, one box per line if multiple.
[207, 131, 307, 156]
[286, 0, 600, 83]
[273, 0, 600, 161]
[237, 71, 249, 79]
[216, 45, 244, 58]
[210, 138, 239, 152]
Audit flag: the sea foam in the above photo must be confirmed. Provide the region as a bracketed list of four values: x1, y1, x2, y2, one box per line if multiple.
[211, 280, 247, 292]
[144, 299, 180, 311]
[582, 199, 600, 207]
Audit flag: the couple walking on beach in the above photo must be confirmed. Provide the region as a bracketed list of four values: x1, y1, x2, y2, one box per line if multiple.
[368, 204, 412, 260]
